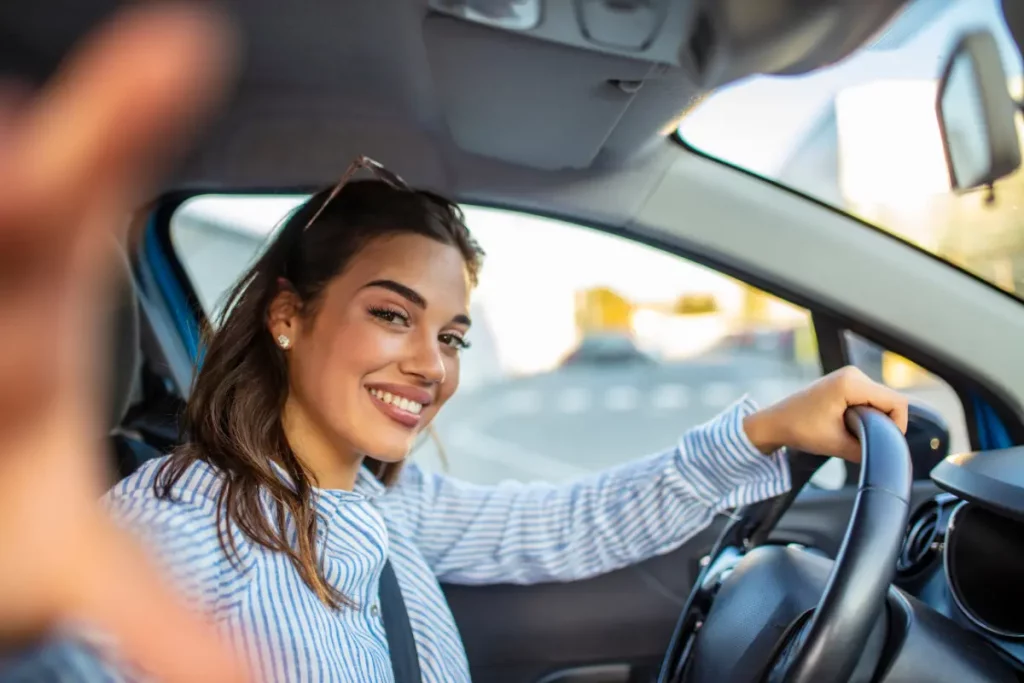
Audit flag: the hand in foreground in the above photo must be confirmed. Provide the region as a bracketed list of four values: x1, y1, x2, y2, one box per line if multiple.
[744, 366, 910, 462]
[0, 4, 246, 681]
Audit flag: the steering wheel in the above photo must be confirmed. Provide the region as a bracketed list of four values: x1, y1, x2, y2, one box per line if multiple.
[658, 407, 912, 683]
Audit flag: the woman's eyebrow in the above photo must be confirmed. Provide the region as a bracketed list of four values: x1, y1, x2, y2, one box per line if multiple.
[361, 279, 426, 308]
[362, 279, 472, 326]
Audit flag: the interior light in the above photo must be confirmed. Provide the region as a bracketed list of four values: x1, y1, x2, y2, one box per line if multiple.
[429, 0, 543, 31]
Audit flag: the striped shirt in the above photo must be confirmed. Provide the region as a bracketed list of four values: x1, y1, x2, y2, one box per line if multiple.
[2, 397, 790, 682]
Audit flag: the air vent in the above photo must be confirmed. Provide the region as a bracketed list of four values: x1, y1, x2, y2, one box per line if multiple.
[897, 500, 943, 577]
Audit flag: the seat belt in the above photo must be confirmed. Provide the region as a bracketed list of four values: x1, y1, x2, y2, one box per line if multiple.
[378, 559, 422, 683]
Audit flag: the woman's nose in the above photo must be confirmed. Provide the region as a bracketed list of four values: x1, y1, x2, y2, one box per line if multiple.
[399, 336, 446, 385]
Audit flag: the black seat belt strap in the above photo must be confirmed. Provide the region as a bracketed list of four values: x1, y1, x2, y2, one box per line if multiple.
[378, 559, 422, 683]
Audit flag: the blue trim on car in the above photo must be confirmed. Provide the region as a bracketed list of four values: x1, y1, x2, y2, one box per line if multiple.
[144, 217, 200, 361]
[971, 393, 1013, 450]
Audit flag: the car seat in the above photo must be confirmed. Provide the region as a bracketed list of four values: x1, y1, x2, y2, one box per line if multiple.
[106, 246, 164, 479]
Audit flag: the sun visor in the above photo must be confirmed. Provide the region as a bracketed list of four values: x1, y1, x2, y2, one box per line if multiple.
[424, 14, 675, 170]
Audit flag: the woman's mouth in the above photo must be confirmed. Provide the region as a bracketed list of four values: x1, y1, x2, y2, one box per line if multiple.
[368, 387, 425, 428]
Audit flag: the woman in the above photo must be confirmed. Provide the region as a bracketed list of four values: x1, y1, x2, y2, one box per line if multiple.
[104, 160, 907, 682]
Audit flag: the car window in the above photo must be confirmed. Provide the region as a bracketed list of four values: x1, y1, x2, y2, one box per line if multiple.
[171, 198, 824, 485]
[677, 0, 1024, 300]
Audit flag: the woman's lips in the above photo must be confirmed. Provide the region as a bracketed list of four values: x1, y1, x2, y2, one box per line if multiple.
[367, 387, 424, 428]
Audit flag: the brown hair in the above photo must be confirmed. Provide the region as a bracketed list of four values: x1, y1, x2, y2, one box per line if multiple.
[154, 180, 484, 609]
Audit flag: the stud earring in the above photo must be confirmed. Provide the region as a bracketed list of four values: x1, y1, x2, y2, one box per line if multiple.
[277, 334, 291, 349]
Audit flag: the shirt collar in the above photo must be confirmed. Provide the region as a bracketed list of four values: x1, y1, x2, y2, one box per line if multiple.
[354, 465, 387, 498]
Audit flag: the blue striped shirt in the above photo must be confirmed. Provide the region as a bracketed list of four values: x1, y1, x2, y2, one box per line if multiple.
[3, 397, 789, 682]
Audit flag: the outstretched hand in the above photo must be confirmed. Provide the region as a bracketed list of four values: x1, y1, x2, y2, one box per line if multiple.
[0, 4, 246, 681]
[744, 366, 910, 462]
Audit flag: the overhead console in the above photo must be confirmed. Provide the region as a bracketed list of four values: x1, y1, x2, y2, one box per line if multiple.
[429, 0, 685, 66]
[424, 0, 911, 169]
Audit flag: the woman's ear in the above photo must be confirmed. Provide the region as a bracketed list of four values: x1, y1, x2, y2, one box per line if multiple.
[267, 279, 302, 348]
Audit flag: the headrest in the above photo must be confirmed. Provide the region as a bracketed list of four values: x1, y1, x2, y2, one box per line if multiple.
[107, 246, 141, 431]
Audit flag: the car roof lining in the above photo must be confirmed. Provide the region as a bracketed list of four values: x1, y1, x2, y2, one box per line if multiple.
[1, 0, 920, 195]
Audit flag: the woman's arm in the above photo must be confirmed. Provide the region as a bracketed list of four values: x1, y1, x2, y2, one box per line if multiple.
[390, 397, 790, 585]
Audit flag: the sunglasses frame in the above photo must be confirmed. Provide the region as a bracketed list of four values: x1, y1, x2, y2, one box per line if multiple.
[300, 155, 409, 233]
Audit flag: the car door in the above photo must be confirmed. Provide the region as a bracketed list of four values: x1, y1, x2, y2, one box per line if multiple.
[143, 197, 994, 683]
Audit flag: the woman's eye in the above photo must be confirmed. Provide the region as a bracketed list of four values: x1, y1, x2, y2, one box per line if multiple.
[440, 333, 471, 351]
[369, 307, 409, 326]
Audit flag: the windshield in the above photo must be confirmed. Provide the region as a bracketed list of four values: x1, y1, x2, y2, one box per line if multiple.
[678, 0, 1024, 297]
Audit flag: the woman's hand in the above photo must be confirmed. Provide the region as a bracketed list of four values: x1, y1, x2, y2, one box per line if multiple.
[743, 366, 909, 462]
[0, 4, 245, 681]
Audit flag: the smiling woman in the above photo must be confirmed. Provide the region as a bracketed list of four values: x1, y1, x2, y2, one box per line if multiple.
[148, 174, 483, 612]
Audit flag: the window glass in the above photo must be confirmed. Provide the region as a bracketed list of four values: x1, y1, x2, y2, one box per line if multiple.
[172, 198, 822, 484]
[677, 0, 1024, 299]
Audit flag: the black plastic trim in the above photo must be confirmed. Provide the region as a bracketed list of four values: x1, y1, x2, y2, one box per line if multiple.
[810, 313, 847, 373]
[932, 448, 1024, 524]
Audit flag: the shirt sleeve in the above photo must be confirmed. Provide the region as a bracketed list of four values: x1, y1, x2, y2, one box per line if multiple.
[391, 396, 791, 585]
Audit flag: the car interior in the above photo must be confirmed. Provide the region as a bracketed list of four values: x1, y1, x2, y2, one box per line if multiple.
[6, 0, 1024, 681]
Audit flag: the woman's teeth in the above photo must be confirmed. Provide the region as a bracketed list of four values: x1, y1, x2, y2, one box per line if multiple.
[369, 388, 423, 415]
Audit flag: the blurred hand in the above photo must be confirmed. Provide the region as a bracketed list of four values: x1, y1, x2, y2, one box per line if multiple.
[0, 4, 246, 681]
[744, 366, 909, 462]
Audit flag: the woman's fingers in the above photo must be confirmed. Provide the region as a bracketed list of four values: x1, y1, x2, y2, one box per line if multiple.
[4, 3, 237, 231]
[843, 368, 909, 432]
[72, 519, 248, 683]
[0, 3, 237, 430]
[0, 4, 246, 681]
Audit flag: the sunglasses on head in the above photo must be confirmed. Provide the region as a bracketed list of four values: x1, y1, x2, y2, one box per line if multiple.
[301, 155, 410, 233]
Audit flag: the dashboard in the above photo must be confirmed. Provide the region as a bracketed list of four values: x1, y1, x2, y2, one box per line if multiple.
[892, 447, 1024, 677]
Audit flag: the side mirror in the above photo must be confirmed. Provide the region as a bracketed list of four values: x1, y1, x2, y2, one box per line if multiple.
[937, 30, 1021, 191]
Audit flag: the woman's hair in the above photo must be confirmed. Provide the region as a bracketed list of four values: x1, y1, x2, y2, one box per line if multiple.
[154, 180, 484, 609]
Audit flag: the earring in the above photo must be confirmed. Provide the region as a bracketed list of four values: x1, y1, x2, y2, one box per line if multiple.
[277, 334, 291, 349]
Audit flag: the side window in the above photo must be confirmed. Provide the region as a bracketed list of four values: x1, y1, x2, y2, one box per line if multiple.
[170, 200, 824, 485]
[172, 195, 303, 315]
[407, 208, 825, 485]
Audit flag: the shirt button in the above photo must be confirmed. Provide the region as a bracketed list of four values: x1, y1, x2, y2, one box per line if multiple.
[370, 604, 380, 618]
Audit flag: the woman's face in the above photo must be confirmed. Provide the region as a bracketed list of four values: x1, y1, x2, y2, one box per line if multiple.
[269, 233, 472, 464]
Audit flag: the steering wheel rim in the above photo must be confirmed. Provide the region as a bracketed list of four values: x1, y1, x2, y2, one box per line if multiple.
[658, 406, 912, 683]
